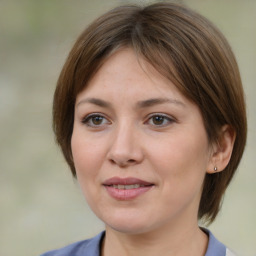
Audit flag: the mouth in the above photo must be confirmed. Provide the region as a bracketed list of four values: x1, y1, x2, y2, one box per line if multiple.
[110, 184, 149, 189]
[103, 176, 154, 187]
[103, 177, 154, 200]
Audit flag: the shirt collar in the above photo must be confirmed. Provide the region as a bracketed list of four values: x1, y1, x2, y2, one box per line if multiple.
[85, 229, 226, 256]
[81, 231, 105, 256]
[203, 228, 226, 256]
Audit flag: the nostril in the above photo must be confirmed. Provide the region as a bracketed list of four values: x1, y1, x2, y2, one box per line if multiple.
[110, 159, 116, 164]
[109, 158, 136, 167]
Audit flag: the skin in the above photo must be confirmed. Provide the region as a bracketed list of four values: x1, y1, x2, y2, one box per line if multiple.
[71, 48, 233, 256]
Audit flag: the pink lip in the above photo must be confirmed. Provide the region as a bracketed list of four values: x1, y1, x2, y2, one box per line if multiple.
[103, 177, 153, 186]
[103, 177, 154, 201]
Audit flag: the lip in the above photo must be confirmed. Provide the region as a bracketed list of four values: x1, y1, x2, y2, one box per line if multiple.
[103, 177, 153, 186]
[103, 176, 154, 200]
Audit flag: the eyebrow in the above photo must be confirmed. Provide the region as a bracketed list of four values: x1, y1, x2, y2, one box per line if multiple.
[76, 97, 185, 109]
[136, 98, 185, 108]
[76, 98, 112, 108]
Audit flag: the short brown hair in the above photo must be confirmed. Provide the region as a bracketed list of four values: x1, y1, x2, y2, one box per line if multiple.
[53, 2, 247, 224]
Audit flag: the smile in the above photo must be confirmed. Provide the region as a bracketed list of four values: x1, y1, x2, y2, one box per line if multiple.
[110, 184, 147, 189]
[103, 177, 154, 200]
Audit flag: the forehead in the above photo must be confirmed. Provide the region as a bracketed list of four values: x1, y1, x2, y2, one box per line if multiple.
[76, 48, 186, 104]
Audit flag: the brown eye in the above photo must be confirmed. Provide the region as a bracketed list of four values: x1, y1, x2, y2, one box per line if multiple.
[146, 114, 174, 127]
[152, 116, 165, 125]
[91, 116, 104, 125]
[82, 114, 110, 127]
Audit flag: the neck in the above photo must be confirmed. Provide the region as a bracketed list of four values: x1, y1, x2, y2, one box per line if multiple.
[102, 222, 208, 256]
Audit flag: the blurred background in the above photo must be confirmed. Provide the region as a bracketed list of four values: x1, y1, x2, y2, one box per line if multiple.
[0, 0, 255, 255]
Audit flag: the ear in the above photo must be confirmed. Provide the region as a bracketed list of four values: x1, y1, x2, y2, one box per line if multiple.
[207, 125, 236, 174]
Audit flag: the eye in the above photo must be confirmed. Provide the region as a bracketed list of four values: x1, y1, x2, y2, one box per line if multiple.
[82, 114, 110, 127]
[146, 114, 175, 127]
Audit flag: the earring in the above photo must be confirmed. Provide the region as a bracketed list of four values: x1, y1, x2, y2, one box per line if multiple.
[214, 166, 218, 172]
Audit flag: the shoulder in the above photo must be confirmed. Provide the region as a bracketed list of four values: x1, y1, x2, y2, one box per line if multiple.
[40, 232, 105, 256]
[203, 228, 237, 256]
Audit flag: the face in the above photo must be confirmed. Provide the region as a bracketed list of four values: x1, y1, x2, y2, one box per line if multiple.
[71, 48, 213, 235]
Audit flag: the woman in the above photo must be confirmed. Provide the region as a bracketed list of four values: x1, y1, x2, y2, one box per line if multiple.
[41, 2, 247, 256]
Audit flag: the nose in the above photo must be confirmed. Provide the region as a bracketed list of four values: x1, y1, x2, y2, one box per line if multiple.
[107, 123, 144, 167]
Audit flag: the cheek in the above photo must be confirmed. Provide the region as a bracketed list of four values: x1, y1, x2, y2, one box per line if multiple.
[71, 132, 104, 183]
[152, 135, 209, 211]
[149, 130, 210, 185]
[71, 134, 104, 207]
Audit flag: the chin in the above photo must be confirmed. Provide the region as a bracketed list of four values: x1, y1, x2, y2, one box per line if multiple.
[107, 222, 151, 235]
[89, 199, 164, 235]
[105, 215, 161, 235]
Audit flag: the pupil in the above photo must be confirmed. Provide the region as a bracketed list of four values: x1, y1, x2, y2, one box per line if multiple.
[92, 116, 103, 125]
[153, 116, 164, 125]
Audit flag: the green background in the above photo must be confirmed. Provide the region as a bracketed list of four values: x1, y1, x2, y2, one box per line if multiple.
[0, 0, 255, 255]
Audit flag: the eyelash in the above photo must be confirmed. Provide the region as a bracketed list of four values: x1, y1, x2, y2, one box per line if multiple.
[82, 113, 110, 128]
[81, 113, 175, 128]
[145, 114, 175, 127]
